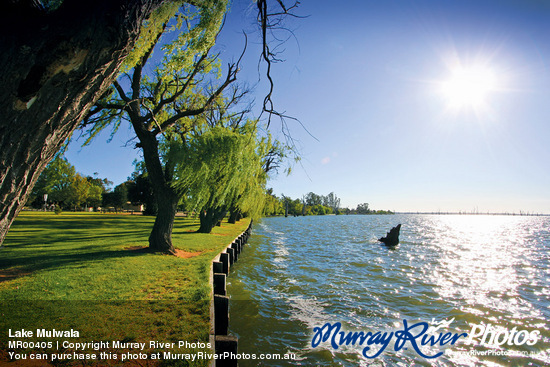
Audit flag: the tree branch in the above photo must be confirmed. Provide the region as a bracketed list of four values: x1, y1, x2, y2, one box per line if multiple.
[256, 0, 303, 126]
[149, 52, 210, 118]
[153, 36, 247, 134]
[113, 80, 130, 103]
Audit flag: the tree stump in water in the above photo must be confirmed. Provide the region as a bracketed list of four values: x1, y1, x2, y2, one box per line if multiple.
[378, 224, 401, 246]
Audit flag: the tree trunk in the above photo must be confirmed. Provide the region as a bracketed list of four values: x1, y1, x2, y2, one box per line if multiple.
[143, 199, 158, 216]
[285, 200, 288, 217]
[228, 207, 242, 224]
[378, 224, 401, 247]
[197, 207, 225, 234]
[216, 210, 227, 226]
[198, 209, 214, 234]
[131, 118, 177, 254]
[0, 0, 167, 247]
[148, 188, 178, 254]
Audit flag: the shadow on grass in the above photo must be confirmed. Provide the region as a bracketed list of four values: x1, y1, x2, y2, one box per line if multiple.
[0, 246, 156, 283]
[0, 213, 226, 283]
[9, 213, 152, 227]
[0, 214, 162, 282]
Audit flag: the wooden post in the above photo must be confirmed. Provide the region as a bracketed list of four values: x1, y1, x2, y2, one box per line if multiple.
[231, 243, 239, 260]
[214, 295, 229, 335]
[213, 273, 226, 296]
[215, 335, 238, 367]
[220, 253, 230, 274]
[226, 248, 234, 265]
[213, 261, 223, 274]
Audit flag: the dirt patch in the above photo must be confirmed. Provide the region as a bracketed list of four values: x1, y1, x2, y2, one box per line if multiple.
[124, 246, 202, 258]
[174, 249, 203, 258]
[0, 268, 30, 283]
[124, 245, 148, 251]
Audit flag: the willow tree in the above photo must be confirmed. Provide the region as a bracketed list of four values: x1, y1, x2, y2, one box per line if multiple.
[83, 1, 237, 254]
[173, 123, 268, 233]
[226, 133, 289, 223]
[171, 93, 289, 231]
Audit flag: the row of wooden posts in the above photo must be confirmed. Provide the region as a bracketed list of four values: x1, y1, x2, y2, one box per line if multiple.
[209, 221, 252, 367]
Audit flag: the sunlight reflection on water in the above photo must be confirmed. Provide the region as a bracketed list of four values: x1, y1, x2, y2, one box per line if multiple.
[227, 214, 550, 366]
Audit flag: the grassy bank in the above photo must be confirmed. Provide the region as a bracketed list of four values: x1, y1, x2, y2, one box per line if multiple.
[0, 212, 250, 366]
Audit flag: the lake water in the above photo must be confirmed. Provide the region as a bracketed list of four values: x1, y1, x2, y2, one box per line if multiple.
[226, 214, 550, 366]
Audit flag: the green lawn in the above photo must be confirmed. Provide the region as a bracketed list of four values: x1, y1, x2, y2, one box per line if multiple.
[0, 211, 250, 366]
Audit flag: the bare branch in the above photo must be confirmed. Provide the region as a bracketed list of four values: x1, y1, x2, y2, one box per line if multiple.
[256, 0, 303, 126]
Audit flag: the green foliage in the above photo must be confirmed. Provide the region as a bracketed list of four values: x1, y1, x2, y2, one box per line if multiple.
[274, 192, 339, 216]
[281, 197, 302, 216]
[103, 183, 128, 212]
[325, 192, 341, 213]
[356, 202, 370, 214]
[263, 188, 284, 216]
[121, 0, 227, 74]
[84, 0, 229, 146]
[126, 170, 157, 215]
[172, 122, 267, 220]
[304, 192, 322, 206]
[311, 204, 330, 215]
[30, 156, 111, 210]
[31, 156, 75, 205]
[341, 204, 394, 215]
[78, 0, 294, 238]
[269, 192, 390, 216]
[80, 0, 240, 248]
[66, 173, 90, 209]
[86, 183, 104, 209]
[113, 183, 129, 208]
[120, 2, 181, 74]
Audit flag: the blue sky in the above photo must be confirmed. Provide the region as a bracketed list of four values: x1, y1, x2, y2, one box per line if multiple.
[66, 0, 550, 213]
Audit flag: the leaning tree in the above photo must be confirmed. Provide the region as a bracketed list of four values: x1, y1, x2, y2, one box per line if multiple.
[0, 0, 176, 246]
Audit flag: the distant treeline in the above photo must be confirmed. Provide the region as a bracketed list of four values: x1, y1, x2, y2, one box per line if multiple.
[28, 158, 393, 220]
[263, 191, 394, 216]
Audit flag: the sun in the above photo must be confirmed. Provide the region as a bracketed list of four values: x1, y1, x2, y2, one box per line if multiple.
[440, 64, 497, 109]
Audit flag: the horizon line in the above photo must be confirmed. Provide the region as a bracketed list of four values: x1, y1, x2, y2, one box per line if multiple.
[393, 211, 549, 217]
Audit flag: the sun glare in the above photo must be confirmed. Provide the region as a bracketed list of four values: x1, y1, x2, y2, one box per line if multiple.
[440, 65, 497, 110]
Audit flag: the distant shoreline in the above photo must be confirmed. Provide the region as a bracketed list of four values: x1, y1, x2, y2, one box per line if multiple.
[395, 212, 549, 217]
[265, 211, 549, 217]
